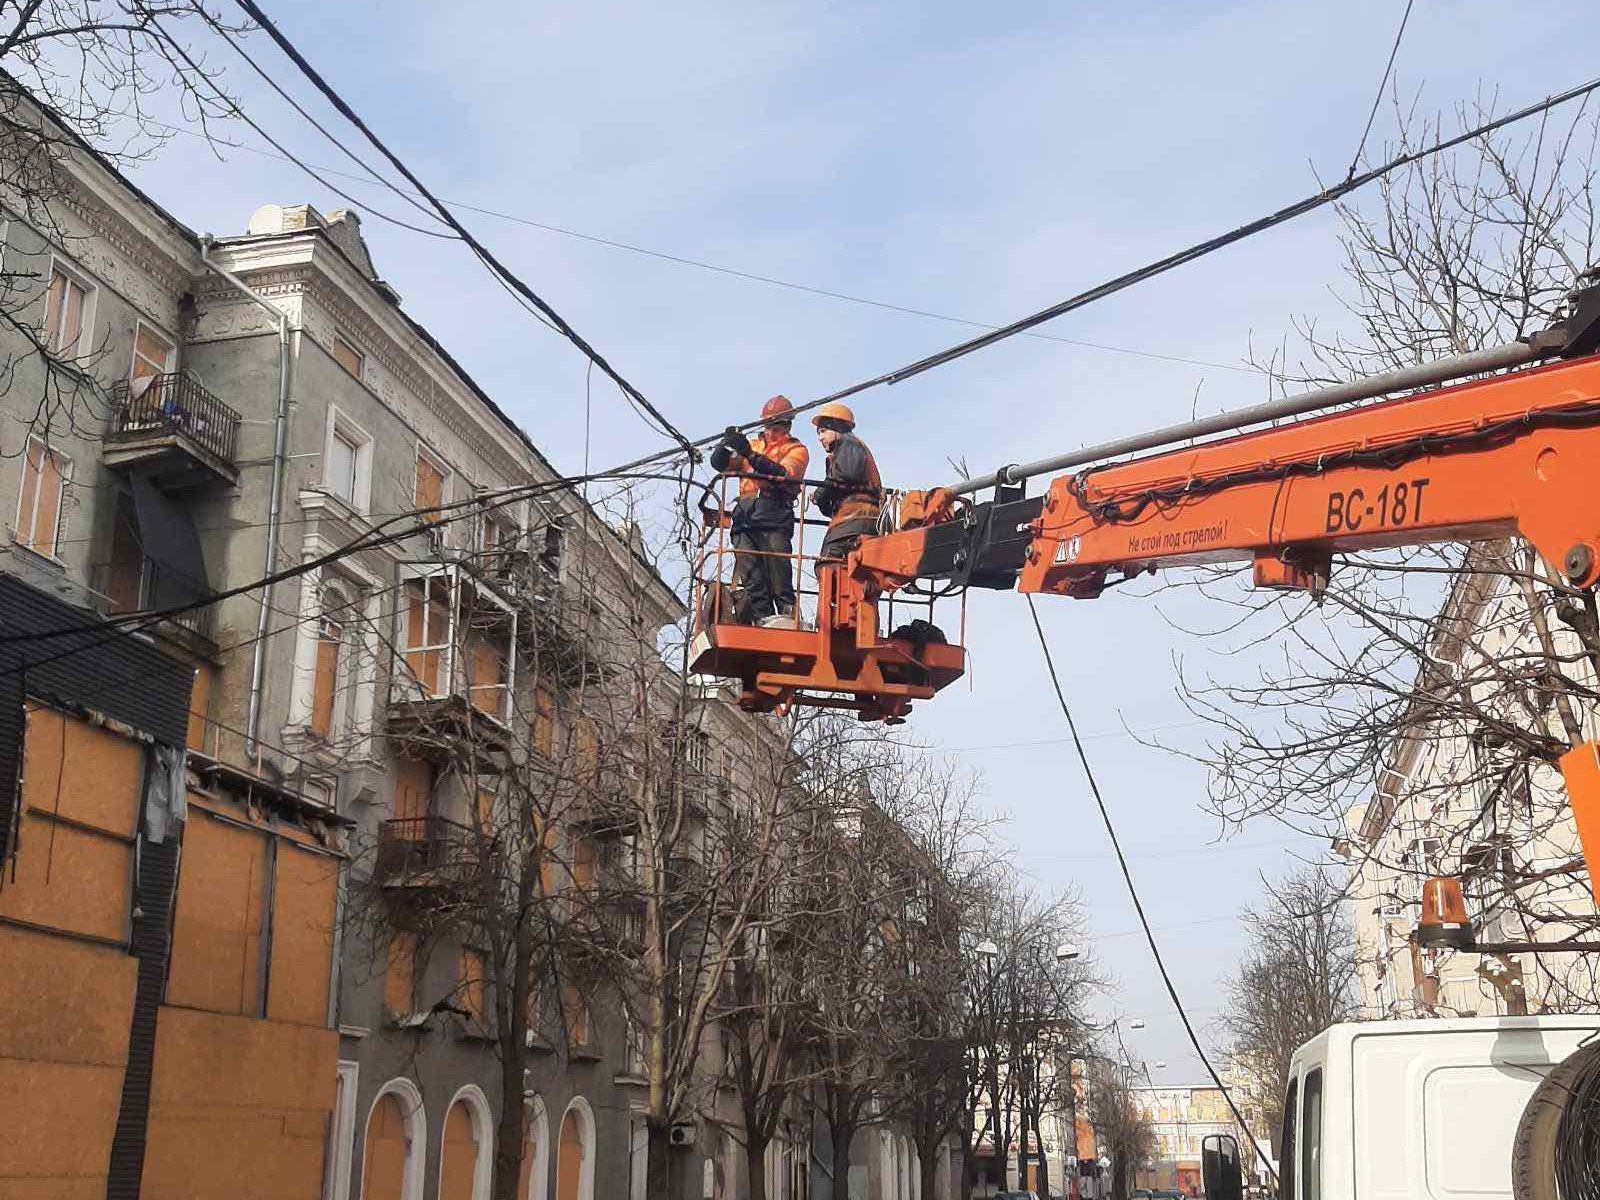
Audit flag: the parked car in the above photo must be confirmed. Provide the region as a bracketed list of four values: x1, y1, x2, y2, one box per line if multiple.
[994, 1193, 1041, 1200]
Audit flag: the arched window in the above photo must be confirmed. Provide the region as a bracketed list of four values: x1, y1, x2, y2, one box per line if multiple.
[360, 1079, 425, 1200]
[520, 1096, 549, 1200]
[555, 1097, 595, 1200]
[438, 1085, 493, 1200]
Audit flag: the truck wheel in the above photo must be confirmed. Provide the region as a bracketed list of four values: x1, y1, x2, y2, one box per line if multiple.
[1511, 1040, 1600, 1200]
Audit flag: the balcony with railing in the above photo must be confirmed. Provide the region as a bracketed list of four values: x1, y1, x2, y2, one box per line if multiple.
[105, 373, 242, 487]
[90, 557, 217, 643]
[375, 816, 496, 892]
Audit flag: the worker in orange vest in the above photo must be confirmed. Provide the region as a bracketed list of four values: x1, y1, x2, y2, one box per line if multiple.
[710, 395, 810, 625]
[809, 402, 881, 562]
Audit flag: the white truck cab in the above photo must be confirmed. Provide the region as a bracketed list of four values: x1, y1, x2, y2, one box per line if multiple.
[1203, 1015, 1600, 1200]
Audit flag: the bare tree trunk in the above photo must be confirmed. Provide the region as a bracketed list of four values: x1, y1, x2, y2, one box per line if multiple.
[747, 1132, 771, 1200]
[829, 1114, 853, 1200]
[916, 1135, 940, 1200]
[647, 1120, 679, 1200]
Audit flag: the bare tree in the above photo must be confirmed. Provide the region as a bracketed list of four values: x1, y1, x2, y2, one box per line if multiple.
[2, 5, 245, 453]
[1085, 1059, 1155, 1200]
[1219, 866, 1358, 1145]
[967, 877, 1098, 1194]
[1162, 95, 1600, 1002]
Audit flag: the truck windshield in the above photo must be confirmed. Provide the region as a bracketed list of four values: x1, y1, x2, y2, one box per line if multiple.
[1280, 1077, 1298, 1200]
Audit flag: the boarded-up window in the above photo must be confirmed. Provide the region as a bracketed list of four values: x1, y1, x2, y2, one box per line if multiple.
[130, 321, 173, 383]
[473, 788, 495, 835]
[575, 717, 599, 787]
[556, 1108, 585, 1200]
[187, 663, 213, 753]
[439, 1099, 479, 1200]
[266, 842, 338, 1024]
[167, 812, 269, 1016]
[571, 834, 598, 892]
[14, 437, 68, 559]
[331, 334, 364, 379]
[385, 931, 417, 1016]
[561, 981, 589, 1047]
[393, 758, 430, 823]
[403, 578, 450, 695]
[531, 688, 555, 759]
[459, 947, 487, 1028]
[415, 446, 447, 523]
[42, 264, 88, 356]
[533, 813, 558, 898]
[467, 632, 507, 718]
[363, 1092, 411, 1198]
[310, 612, 343, 738]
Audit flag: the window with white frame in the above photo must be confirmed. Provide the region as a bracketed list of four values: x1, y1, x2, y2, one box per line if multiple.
[42, 260, 93, 357]
[322, 409, 372, 510]
[481, 499, 519, 557]
[13, 436, 69, 559]
[402, 575, 452, 696]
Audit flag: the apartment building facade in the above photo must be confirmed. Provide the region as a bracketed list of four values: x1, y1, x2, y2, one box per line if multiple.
[1338, 546, 1600, 1019]
[2, 85, 959, 1200]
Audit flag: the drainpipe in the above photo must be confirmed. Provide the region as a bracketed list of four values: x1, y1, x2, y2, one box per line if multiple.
[200, 234, 292, 765]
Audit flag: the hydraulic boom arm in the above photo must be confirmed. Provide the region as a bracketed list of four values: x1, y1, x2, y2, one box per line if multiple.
[845, 282, 1600, 901]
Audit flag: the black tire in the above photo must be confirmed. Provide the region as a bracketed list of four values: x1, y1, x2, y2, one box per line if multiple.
[1511, 1040, 1600, 1200]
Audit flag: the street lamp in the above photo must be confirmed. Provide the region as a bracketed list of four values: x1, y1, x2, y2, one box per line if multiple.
[1129, 1018, 1146, 1030]
[976, 939, 999, 958]
[1056, 942, 1082, 963]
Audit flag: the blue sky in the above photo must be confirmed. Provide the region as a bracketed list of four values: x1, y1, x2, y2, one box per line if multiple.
[127, 0, 1597, 1081]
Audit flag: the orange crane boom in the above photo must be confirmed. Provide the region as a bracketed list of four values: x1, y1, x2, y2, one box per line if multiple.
[690, 274, 1600, 898]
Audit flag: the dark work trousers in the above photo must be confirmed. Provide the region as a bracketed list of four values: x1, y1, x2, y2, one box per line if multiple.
[731, 525, 795, 622]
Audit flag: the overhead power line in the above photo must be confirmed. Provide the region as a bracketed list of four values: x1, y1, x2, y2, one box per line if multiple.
[537, 67, 1600, 488]
[1027, 596, 1279, 1179]
[228, 0, 692, 455]
[1346, 0, 1418, 181]
[753, 70, 1600, 439]
[143, 111, 1261, 376]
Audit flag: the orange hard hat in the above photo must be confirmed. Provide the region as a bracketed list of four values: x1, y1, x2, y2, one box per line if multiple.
[761, 394, 794, 423]
[811, 401, 856, 430]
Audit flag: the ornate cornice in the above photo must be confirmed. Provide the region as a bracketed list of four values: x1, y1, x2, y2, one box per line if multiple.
[58, 173, 194, 296]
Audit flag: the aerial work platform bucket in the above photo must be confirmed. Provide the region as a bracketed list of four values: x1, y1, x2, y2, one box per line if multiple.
[687, 475, 966, 722]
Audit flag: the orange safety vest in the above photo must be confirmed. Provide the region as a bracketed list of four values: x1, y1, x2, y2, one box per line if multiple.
[730, 431, 809, 503]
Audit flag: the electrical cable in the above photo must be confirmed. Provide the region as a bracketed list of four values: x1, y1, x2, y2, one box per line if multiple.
[228, 0, 694, 456]
[205, 18, 444, 227]
[1026, 595, 1279, 1180]
[0, 466, 679, 658]
[137, 112, 1265, 377]
[1345, 0, 1417, 182]
[515, 68, 1600, 484]
[150, 24, 457, 240]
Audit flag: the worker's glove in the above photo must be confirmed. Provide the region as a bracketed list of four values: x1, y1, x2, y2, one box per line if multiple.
[721, 426, 752, 457]
[814, 488, 839, 517]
